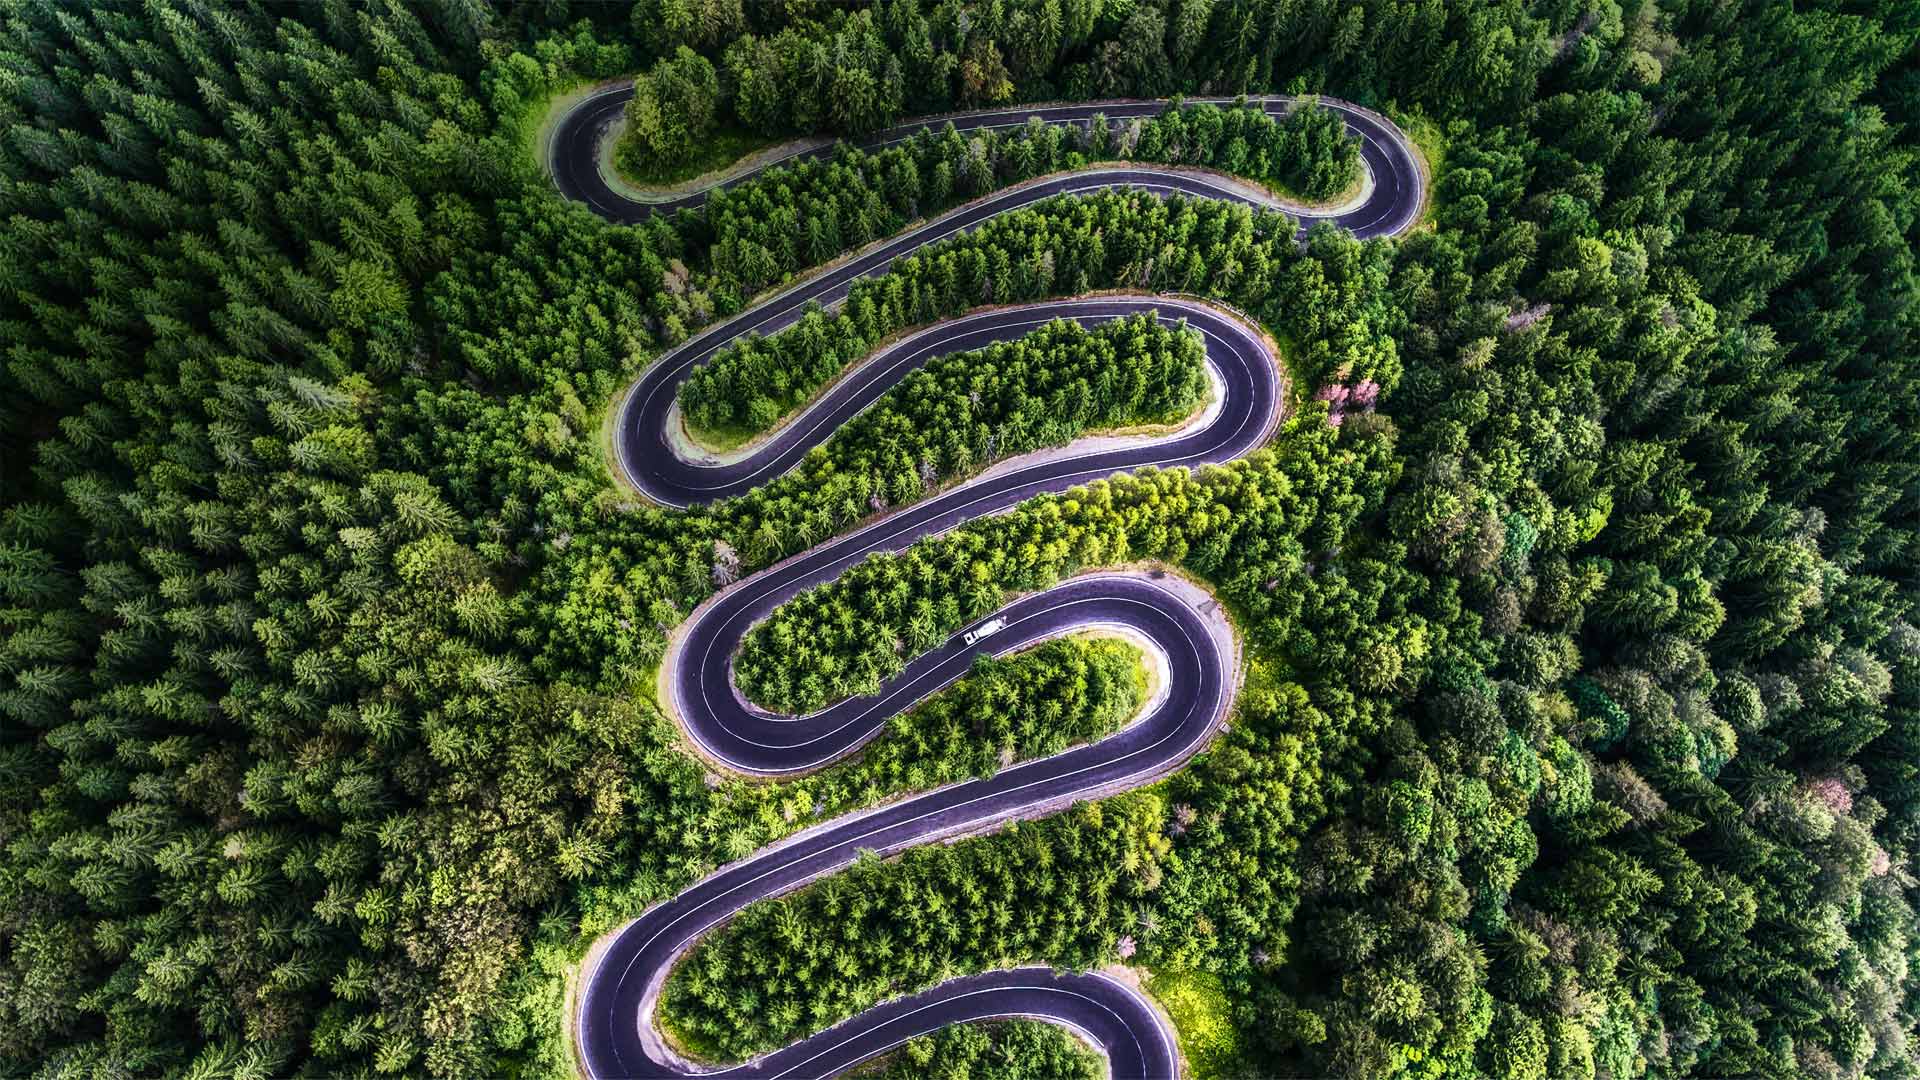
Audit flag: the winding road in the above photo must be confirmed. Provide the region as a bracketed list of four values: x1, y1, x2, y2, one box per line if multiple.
[552, 90, 1421, 239]
[559, 94, 1424, 1078]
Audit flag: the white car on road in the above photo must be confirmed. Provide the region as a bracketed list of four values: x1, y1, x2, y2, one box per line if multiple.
[962, 617, 1007, 647]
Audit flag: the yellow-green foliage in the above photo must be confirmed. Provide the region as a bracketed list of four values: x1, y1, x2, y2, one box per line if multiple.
[1145, 969, 1244, 1080]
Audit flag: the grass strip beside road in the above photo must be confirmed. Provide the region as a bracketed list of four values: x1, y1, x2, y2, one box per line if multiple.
[615, 123, 782, 189]
[1144, 968, 1246, 1080]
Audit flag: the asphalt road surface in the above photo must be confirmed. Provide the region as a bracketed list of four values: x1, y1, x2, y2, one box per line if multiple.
[552, 90, 1422, 239]
[582, 571, 1219, 1080]
[613, 169, 1337, 509]
[562, 96, 1424, 1079]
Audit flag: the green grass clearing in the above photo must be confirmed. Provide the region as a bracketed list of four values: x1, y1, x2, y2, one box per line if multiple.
[677, 413, 759, 455]
[615, 123, 782, 188]
[1145, 968, 1247, 1080]
[1388, 107, 1450, 226]
[505, 75, 601, 183]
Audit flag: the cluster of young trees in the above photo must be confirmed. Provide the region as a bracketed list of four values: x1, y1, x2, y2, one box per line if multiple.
[1135, 98, 1362, 202]
[1300, 110, 1370, 206]
[662, 793, 1170, 1058]
[874, 1019, 1103, 1080]
[687, 307, 1204, 502]
[736, 311, 1204, 556]
[616, 45, 721, 174]
[675, 98, 1359, 308]
[751, 638, 1145, 832]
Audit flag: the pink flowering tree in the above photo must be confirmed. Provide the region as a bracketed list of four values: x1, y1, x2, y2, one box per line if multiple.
[1314, 378, 1382, 427]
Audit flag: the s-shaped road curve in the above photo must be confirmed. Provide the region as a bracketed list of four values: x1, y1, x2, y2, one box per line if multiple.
[552, 89, 1422, 239]
[562, 98, 1424, 1079]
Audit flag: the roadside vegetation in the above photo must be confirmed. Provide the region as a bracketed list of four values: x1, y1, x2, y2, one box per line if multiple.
[746, 636, 1151, 821]
[615, 120, 775, 188]
[676, 182, 1352, 448]
[864, 1019, 1103, 1080]
[1146, 969, 1245, 1080]
[663, 98, 1362, 345]
[1, 2, 1915, 1079]
[681, 311, 1206, 488]
[661, 792, 1169, 1059]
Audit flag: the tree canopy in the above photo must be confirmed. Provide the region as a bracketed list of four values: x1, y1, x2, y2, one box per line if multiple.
[1, 1, 1916, 1078]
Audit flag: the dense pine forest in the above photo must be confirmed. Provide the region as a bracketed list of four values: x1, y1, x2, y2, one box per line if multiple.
[1, 1, 1917, 1078]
